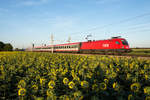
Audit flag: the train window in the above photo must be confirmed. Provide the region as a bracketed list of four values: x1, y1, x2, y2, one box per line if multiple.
[75, 45, 77, 48]
[116, 41, 120, 44]
[121, 40, 128, 45]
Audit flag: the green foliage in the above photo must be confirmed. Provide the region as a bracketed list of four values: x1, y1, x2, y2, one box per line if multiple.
[0, 41, 5, 51]
[129, 48, 150, 56]
[0, 41, 13, 51]
[0, 52, 150, 100]
[3, 43, 13, 51]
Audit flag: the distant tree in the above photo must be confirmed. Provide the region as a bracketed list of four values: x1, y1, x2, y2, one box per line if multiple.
[14, 48, 19, 51]
[3, 43, 13, 51]
[0, 41, 5, 51]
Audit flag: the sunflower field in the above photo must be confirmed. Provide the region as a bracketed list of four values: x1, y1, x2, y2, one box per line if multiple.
[0, 52, 150, 100]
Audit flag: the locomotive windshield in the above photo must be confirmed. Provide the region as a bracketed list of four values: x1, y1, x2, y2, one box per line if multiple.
[121, 40, 128, 45]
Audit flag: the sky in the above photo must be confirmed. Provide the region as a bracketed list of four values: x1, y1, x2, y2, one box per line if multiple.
[0, 0, 150, 48]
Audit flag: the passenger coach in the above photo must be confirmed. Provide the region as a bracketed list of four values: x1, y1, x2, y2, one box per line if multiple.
[32, 37, 131, 53]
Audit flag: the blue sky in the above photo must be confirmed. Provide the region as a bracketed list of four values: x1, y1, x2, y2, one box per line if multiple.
[0, 0, 150, 48]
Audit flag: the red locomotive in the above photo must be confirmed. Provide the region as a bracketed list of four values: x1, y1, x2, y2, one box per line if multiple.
[33, 37, 131, 53]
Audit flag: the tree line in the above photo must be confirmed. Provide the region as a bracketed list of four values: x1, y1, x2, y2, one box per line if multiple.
[0, 41, 13, 51]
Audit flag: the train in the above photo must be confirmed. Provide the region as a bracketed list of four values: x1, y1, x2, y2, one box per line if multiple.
[32, 37, 131, 53]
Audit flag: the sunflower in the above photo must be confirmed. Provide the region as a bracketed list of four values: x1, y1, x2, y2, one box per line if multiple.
[68, 81, 75, 89]
[73, 76, 80, 82]
[126, 73, 131, 80]
[18, 88, 26, 96]
[18, 80, 26, 89]
[81, 81, 89, 88]
[128, 94, 134, 100]
[73, 91, 82, 98]
[113, 82, 120, 91]
[104, 79, 109, 84]
[100, 82, 107, 91]
[46, 88, 54, 96]
[145, 75, 149, 80]
[130, 83, 141, 93]
[48, 80, 56, 89]
[116, 68, 120, 72]
[111, 72, 117, 78]
[144, 87, 150, 95]
[59, 95, 70, 100]
[32, 84, 38, 90]
[63, 77, 69, 85]
[145, 96, 150, 100]
[106, 70, 109, 74]
[92, 84, 99, 92]
[40, 78, 46, 85]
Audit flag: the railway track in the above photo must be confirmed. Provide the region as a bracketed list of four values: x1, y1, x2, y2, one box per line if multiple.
[55, 52, 150, 59]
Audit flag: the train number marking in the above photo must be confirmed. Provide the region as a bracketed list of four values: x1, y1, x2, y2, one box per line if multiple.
[102, 44, 109, 47]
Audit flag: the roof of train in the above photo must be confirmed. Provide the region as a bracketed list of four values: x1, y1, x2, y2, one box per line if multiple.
[34, 38, 126, 48]
[34, 42, 80, 48]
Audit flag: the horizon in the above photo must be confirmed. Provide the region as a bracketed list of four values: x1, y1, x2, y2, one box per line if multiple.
[0, 0, 150, 48]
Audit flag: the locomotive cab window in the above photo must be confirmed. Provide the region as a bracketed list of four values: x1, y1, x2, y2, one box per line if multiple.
[121, 40, 128, 45]
[115, 41, 120, 44]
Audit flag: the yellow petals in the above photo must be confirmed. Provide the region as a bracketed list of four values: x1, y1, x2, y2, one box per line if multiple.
[113, 82, 120, 91]
[144, 87, 150, 95]
[18, 88, 26, 96]
[145, 96, 150, 100]
[100, 82, 107, 91]
[68, 81, 75, 89]
[128, 94, 134, 100]
[81, 81, 89, 88]
[18, 80, 26, 89]
[130, 83, 141, 93]
[48, 80, 55, 89]
[63, 77, 69, 85]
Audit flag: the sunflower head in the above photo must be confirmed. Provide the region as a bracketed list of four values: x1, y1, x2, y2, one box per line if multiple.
[145, 96, 150, 100]
[46, 88, 54, 96]
[63, 78, 69, 85]
[18, 80, 26, 89]
[40, 78, 46, 85]
[92, 84, 99, 92]
[32, 84, 38, 90]
[68, 81, 75, 89]
[100, 82, 107, 91]
[130, 83, 141, 93]
[59, 95, 70, 100]
[113, 82, 120, 91]
[81, 81, 89, 88]
[104, 79, 109, 84]
[48, 80, 56, 89]
[73, 91, 82, 98]
[128, 94, 134, 100]
[145, 75, 150, 80]
[18, 88, 26, 96]
[116, 68, 120, 72]
[144, 87, 150, 95]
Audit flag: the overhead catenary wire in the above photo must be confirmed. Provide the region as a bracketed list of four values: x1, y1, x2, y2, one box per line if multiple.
[70, 12, 150, 36]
